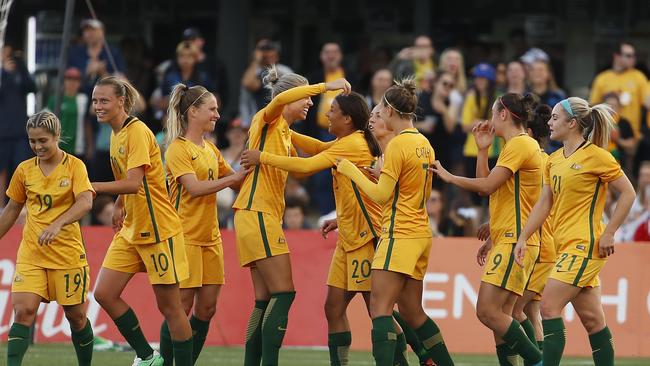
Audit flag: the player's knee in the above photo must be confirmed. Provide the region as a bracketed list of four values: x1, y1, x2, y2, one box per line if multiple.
[511, 309, 526, 322]
[195, 303, 216, 321]
[578, 310, 605, 333]
[476, 304, 498, 328]
[64, 310, 87, 330]
[13, 305, 37, 325]
[540, 300, 560, 320]
[93, 287, 116, 307]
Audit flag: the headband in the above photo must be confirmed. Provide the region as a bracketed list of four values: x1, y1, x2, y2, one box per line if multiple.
[498, 96, 523, 121]
[383, 95, 414, 117]
[183, 91, 209, 115]
[560, 99, 575, 118]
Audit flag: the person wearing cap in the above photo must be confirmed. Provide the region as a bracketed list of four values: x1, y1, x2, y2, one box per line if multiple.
[182, 27, 229, 109]
[239, 38, 293, 126]
[46, 67, 88, 156]
[67, 18, 125, 90]
[461, 63, 500, 197]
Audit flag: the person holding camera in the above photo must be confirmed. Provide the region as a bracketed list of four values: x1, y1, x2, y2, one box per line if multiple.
[0, 44, 36, 207]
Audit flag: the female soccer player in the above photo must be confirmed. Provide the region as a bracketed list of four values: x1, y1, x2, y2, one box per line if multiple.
[514, 97, 635, 366]
[160, 83, 248, 364]
[243, 92, 413, 366]
[337, 79, 454, 366]
[232, 66, 350, 366]
[432, 93, 544, 366]
[0, 111, 94, 366]
[90, 76, 193, 366]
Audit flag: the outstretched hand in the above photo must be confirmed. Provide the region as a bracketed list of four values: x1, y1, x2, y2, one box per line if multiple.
[325, 78, 352, 96]
[428, 160, 453, 183]
[241, 149, 262, 169]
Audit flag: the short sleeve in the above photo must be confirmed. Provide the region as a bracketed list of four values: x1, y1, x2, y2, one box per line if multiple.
[126, 124, 152, 171]
[71, 159, 95, 197]
[214, 146, 235, 178]
[596, 148, 624, 183]
[496, 138, 528, 174]
[381, 140, 403, 181]
[165, 143, 195, 180]
[6, 165, 26, 203]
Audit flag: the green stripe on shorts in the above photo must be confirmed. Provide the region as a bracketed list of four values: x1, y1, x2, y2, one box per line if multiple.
[168, 237, 179, 283]
[500, 244, 516, 288]
[258, 212, 272, 257]
[572, 257, 589, 286]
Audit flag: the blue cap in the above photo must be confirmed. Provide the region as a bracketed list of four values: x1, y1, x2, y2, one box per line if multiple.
[472, 63, 496, 82]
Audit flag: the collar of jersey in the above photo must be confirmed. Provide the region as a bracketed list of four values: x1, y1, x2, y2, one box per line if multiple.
[121, 115, 137, 129]
[399, 128, 419, 135]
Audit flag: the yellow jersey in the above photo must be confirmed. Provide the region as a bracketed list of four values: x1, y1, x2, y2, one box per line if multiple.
[589, 69, 648, 135]
[380, 128, 434, 239]
[261, 130, 381, 250]
[539, 151, 556, 262]
[110, 117, 182, 244]
[545, 142, 624, 258]
[489, 135, 542, 246]
[233, 83, 326, 219]
[461, 90, 499, 158]
[6, 153, 93, 269]
[165, 137, 233, 246]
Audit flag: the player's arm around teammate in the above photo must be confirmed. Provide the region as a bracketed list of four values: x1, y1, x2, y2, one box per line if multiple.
[1, 111, 95, 366]
[432, 93, 545, 365]
[337, 79, 455, 366]
[232, 67, 351, 366]
[90, 76, 193, 366]
[158, 83, 248, 365]
[514, 97, 635, 366]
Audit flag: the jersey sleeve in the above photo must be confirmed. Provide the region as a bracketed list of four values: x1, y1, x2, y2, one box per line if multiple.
[291, 131, 336, 155]
[126, 124, 152, 171]
[6, 165, 26, 203]
[165, 143, 195, 180]
[381, 140, 403, 181]
[71, 159, 95, 197]
[496, 138, 529, 173]
[595, 148, 624, 182]
[214, 146, 235, 178]
[260, 151, 333, 174]
[263, 83, 326, 123]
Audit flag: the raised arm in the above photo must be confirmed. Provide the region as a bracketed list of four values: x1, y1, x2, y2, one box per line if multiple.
[337, 159, 397, 205]
[261, 152, 333, 175]
[431, 161, 512, 196]
[263, 78, 351, 122]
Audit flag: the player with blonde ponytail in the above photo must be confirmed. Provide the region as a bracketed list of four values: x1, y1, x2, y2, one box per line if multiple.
[515, 96, 636, 366]
[159, 83, 248, 365]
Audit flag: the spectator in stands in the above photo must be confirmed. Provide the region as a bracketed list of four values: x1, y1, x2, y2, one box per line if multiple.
[217, 119, 248, 227]
[416, 71, 463, 179]
[616, 161, 650, 242]
[390, 35, 435, 85]
[239, 39, 293, 126]
[182, 27, 229, 108]
[528, 60, 564, 108]
[590, 42, 649, 137]
[495, 62, 507, 91]
[283, 197, 310, 230]
[91, 194, 115, 226]
[439, 48, 467, 94]
[603, 93, 636, 173]
[0, 44, 36, 207]
[67, 19, 125, 91]
[46, 67, 87, 156]
[504, 60, 528, 95]
[161, 41, 215, 103]
[364, 68, 393, 110]
[427, 188, 464, 237]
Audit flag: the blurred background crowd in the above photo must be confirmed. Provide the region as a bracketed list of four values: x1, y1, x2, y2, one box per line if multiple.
[3, 0, 650, 242]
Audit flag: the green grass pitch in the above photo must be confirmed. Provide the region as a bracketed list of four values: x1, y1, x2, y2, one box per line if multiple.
[1, 344, 649, 365]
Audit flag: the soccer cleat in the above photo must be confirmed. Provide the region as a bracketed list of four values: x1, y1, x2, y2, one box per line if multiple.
[132, 351, 164, 366]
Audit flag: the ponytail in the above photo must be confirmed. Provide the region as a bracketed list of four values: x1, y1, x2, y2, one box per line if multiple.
[95, 76, 139, 114]
[363, 128, 382, 157]
[588, 104, 615, 148]
[164, 83, 213, 147]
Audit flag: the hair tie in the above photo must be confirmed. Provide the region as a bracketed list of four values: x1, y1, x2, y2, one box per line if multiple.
[560, 99, 575, 118]
[499, 96, 523, 121]
[183, 91, 209, 115]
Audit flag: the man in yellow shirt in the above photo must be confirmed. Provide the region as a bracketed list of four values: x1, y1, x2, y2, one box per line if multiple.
[590, 42, 649, 136]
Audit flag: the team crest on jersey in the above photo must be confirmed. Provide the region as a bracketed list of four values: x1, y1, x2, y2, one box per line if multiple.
[570, 163, 582, 170]
[14, 274, 23, 283]
[278, 237, 286, 244]
[60, 178, 71, 187]
[118, 146, 126, 155]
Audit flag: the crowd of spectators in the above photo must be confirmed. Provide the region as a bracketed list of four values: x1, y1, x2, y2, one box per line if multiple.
[2, 18, 650, 242]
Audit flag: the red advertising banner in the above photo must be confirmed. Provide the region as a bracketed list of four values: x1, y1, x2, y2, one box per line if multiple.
[0, 226, 649, 357]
